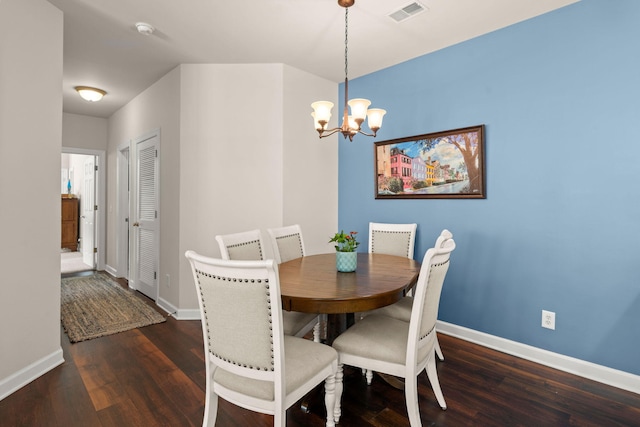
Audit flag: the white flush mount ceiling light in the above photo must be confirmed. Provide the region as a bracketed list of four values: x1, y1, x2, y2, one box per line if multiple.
[311, 0, 386, 141]
[135, 22, 155, 35]
[75, 86, 107, 102]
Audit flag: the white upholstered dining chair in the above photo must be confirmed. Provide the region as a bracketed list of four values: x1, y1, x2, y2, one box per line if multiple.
[266, 224, 306, 264]
[362, 222, 419, 381]
[331, 232, 455, 426]
[371, 229, 452, 363]
[368, 222, 417, 259]
[215, 229, 266, 261]
[267, 224, 325, 343]
[216, 229, 320, 341]
[185, 251, 338, 427]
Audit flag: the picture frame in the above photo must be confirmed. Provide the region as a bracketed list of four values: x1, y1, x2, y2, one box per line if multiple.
[374, 125, 485, 199]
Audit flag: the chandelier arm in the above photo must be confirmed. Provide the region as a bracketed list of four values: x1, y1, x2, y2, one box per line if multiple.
[357, 129, 377, 137]
[318, 128, 343, 138]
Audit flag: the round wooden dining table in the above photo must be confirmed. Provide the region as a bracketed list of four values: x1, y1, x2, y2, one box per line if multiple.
[279, 252, 421, 344]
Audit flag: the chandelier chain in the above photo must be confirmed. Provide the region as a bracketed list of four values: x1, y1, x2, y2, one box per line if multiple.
[344, 8, 348, 80]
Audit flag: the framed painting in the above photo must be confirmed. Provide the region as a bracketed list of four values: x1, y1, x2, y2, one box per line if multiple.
[374, 125, 485, 199]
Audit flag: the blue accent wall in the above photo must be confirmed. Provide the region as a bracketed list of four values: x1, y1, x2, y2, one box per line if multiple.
[338, 0, 640, 375]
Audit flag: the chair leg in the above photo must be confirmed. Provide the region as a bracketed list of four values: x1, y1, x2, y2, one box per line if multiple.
[324, 374, 336, 427]
[334, 364, 344, 423]
[203, 383, 218, 427]
[313, 321, 321, 343]
[274, 410, 286, 427]
[425, 355, 447, 410]
[365, 369, 373, 385]
[435, 335, 444, 361]
[404, 374, 422, 427]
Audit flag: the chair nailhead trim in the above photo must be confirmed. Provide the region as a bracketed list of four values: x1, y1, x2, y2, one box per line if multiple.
[276, 233, 304, 257]
[371, 230, 412, 258]
[419, 259, 449, 340]
[226, 239, 264, 259]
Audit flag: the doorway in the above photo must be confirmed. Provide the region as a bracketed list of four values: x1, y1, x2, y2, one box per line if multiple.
[61, 148, 106, 274]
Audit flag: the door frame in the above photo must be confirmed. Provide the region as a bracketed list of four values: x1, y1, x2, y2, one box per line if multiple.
[116, 141, 130, 279]
[61, 147, 106, 271]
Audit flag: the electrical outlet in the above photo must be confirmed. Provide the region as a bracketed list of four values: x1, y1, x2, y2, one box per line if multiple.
[542, 310, 555, 330]
[165, 274, 171, 288]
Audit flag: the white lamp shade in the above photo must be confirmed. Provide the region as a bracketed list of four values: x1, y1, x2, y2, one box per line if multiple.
[347, 98, 371, 121]
[367, 108, 386, 130]
[311, 112, 323, 130]
[311, 101, 334, 123]
[75, 86, 106, 102]
[346, 115, 359, 131]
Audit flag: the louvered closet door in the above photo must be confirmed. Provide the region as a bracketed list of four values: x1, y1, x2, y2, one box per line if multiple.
[132, 134, 159, 300]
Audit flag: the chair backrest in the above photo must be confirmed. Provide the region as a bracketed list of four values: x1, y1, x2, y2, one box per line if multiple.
[185, 250, 285, 387]
[406, 231, 455, 366]
[368, 222, 417, 259]
[215, 229, 265, 261]
[267, 224, 306, 264]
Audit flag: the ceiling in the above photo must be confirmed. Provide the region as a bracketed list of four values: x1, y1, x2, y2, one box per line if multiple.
[48, 0, 579, 118]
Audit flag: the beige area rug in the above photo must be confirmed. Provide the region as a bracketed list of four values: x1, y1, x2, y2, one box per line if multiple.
[61, 251, 93, 274]
[61, 273, 166, 343]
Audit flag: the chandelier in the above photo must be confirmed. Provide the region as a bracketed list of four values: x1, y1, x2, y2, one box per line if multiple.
[311, 0, 386, 141]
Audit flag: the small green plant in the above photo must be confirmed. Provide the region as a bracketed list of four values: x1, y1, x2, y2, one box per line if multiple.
[329, 230, 360, 252]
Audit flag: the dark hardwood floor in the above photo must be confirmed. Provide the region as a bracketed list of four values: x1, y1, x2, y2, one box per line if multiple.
[2, 272, 639, 426]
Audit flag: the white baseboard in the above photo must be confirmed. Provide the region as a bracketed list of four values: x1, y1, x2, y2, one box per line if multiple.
[102, 270, 198, 320]
[104, 264, 118, 277]
[0, 348, 64, 401]
[437, 320, 640, 395]
[157, 296, 200, 320]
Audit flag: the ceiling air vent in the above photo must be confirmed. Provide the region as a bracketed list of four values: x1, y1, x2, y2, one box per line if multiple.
[389, 2, 426, 23]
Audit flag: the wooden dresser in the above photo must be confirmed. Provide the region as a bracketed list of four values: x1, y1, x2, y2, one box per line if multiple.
[61, 196, 79, 251]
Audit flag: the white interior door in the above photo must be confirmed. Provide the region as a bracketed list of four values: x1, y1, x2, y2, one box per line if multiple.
[81, 157, 95, 267]
[130, 132, 159, 300]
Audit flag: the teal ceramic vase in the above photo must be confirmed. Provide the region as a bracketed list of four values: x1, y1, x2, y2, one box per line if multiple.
[336, 251, 357, 273]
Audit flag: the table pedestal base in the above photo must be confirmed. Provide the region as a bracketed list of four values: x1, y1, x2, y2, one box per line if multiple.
[325, 312, 355, 345]
[377, 373, 405, 389]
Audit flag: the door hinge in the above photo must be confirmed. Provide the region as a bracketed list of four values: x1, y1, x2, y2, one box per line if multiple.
[95, 165, 98, 171]
[155, 210, 158, 219]
[93, 247, 97, 253]
[154, 272, 157, 280]
[155, 149, 158, 157]
[94, 205, 98, 211]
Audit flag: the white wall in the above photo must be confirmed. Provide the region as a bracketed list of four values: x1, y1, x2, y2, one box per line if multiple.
[105, 62, 336, 316]
[177, 63, 339, 312]
[62, 113, 107, 151]
[0, 0, 64, 399]
[61, 153, 88, 198]
[107, 67, 182, 309]
[282, 65, 338, 255]
[178, 64, 285, 311]
[178, 64, 284, 258]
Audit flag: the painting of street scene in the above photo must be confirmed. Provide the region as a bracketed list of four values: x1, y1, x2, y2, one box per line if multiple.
[374, 125, 485, 199]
